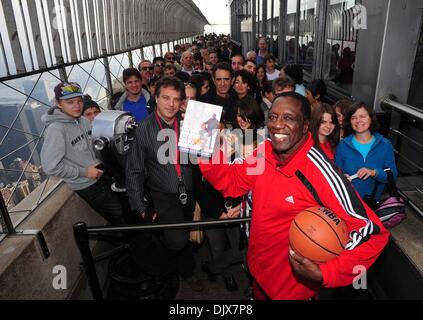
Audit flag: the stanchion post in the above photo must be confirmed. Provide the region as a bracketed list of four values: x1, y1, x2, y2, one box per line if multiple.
[0, 192, 15, 234]
[73, 222, 103, 300]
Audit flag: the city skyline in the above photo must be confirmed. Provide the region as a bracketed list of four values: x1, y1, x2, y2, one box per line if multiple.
[0, 157, 45, 210]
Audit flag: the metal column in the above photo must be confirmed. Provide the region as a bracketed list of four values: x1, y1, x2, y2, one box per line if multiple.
[270, 0, 274, 53]
[294, 0, 300, 64]
[252, 0, 257, 48]
[257, 0, 261, 36]
[152, 43, 157, 58]
[278, 0, 287, 65]
[128, 51, 134, 68]
[262, 0, 268, 37]
[313, 0, 329, 79]
[58, 67, 68, 83]
[102, 56, 114, 109]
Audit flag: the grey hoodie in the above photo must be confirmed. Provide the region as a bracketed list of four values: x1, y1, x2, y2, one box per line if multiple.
[41, 107, 99, 191]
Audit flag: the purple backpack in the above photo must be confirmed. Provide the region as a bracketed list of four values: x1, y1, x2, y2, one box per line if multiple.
[374, 195, 406, 228]
[365, 169, 406, 229]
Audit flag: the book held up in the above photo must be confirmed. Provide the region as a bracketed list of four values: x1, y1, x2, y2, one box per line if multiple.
[178, 100, 223, 158]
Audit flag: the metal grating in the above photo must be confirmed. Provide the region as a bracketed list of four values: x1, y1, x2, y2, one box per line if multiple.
[0, 0, 209, 79]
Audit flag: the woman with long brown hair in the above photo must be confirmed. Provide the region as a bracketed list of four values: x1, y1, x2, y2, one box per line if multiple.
[310, 103, 340, 161]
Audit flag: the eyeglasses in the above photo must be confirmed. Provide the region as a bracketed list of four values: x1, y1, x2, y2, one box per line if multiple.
[166, 56, 175, 61]
[141, 66, 154, 71]
[154, 63, 165, 68]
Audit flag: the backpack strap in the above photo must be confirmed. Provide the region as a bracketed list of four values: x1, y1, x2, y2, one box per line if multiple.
[384, 168, 401, 197]
[369, 177, 379, 202]
[369, 168, 399, 200]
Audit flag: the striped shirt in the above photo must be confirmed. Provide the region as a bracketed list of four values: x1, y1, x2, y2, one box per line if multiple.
[126, 112, 193, 213]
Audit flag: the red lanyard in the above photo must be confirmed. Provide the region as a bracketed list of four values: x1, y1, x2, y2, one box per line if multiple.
[155, 112, 182, 177]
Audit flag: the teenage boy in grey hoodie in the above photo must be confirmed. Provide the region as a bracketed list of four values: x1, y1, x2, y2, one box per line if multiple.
[41, 82, 124, 225]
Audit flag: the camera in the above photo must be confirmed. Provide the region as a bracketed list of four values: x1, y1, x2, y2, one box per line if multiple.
[224, 200, 233, 212]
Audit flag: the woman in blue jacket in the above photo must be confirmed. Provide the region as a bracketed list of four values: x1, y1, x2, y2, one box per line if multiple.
[335, 102, 397, 201]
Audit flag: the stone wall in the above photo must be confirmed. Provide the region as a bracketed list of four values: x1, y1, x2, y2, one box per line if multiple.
[0, 182, 107, 299]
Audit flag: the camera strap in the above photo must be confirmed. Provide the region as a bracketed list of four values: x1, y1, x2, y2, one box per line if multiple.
[155, 112, 182, 179]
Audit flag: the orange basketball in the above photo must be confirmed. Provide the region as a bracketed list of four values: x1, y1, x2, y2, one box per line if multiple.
[289, 206, 349, 264]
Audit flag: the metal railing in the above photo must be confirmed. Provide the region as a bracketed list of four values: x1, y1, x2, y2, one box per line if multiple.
[381, 98, 423, 123]
[73, 217, 252, 300]
[381, 97, 423, 217]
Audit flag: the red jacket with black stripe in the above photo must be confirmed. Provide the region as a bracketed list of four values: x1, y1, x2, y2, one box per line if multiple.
[199, 133, 389, 300]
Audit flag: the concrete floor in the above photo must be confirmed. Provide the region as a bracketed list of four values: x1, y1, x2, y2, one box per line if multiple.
[77, 232, 382, 300]
[175, 242, 251, 300]
[97, 240, 251, 300]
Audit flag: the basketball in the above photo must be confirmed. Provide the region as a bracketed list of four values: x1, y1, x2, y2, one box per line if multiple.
[289, 206, 349, 264]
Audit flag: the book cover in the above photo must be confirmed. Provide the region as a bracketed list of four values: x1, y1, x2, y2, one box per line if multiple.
[178, 100, 223, 157]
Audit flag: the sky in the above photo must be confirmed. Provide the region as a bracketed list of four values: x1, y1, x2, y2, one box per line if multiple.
[192, 0, 230, 34]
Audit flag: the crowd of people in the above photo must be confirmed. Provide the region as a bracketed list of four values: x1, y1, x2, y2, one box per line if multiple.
[40, 33, 395, 300]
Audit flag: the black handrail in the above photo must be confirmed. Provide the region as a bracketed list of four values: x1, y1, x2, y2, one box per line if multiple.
[73, 217, 252, 300]
[87, 217, 252, 233]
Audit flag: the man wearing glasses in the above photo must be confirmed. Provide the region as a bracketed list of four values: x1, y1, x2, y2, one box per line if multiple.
[138, 60, 154, 93]
[204, 62, 214, 76]
[152, 57, 165, 80]
[165, 52, 181, 72]
[41, 82, 125, 225]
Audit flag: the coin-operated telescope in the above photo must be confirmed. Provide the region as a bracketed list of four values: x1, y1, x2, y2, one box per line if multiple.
[92, 111, 138, 192]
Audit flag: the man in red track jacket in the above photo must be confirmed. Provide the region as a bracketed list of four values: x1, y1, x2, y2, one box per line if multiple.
[199, 92, 389, 300]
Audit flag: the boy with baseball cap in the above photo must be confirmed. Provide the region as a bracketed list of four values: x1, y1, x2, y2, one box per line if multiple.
[41, 82, 124, 225]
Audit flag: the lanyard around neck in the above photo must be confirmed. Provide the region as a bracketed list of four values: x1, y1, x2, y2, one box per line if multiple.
[155, 112, 181, 177]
